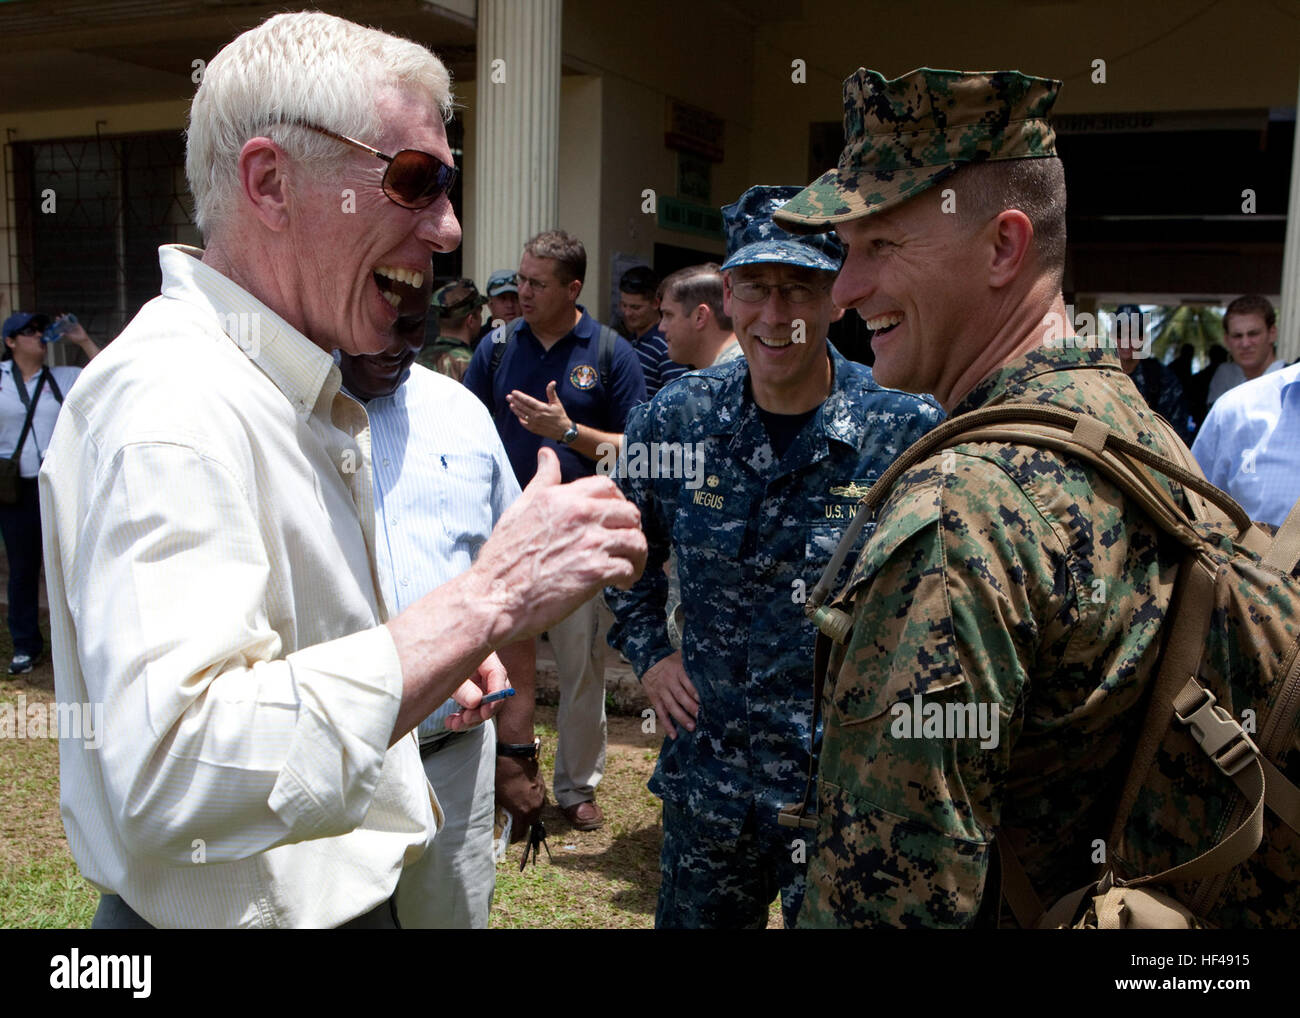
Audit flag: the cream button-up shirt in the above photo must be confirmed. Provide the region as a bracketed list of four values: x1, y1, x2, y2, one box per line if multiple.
[39, 245, 439, 928]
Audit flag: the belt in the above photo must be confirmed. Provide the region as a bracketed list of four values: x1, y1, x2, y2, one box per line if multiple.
[419, 728, 470, 759]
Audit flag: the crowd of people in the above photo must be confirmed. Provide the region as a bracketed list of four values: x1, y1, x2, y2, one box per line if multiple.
[10, 11, 1297, 929]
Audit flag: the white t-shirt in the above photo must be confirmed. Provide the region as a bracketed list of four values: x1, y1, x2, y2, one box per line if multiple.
[0, 361, 81, 477]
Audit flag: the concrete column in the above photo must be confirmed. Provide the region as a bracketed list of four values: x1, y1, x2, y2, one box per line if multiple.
[473, 0, 562, 288]
[1278, 70, 1300, 363]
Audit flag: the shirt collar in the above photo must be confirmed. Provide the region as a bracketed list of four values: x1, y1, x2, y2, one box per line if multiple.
[158, 244, 340, 419]
[513, 305, 597, 346]
[952, 340, 1121, 416]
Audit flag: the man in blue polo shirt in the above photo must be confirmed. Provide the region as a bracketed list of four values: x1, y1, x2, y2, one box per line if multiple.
[464, 229, 646, 831]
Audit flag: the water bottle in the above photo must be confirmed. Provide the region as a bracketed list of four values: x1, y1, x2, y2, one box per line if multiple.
[42, 313, 77, 344]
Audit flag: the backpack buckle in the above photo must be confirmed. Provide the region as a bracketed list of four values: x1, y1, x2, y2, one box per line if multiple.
[1174, 686, 1259, 778]
[777, 803, 819, 830]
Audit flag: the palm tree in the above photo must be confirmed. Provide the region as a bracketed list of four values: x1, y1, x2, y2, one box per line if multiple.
[1149, 306, 1224, 365]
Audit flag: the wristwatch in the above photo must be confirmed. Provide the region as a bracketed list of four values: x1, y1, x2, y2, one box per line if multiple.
[559, 422, 579, 445]
[498, 736, 540, 760]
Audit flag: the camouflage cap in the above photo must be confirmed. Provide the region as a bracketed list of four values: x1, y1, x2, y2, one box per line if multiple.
[720, 185, 843, 273]
[486, 270, 518, 296]
[431, 278, 486, 318]
[773, 67, 1061, 233]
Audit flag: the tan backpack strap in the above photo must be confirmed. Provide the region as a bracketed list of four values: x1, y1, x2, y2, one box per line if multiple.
[1132, 756, 1265, 888]
[1260, 756, 1300, 835]
[1262, 498, 1300, 574]
[1121, 678, 1267, 890]
[862, 404, 1256, 539]
[995, 832, 1045, 929]
[1106, 560, 1219, 849]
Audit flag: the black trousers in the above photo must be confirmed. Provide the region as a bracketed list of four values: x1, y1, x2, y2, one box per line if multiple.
[0, 477, 44, 659]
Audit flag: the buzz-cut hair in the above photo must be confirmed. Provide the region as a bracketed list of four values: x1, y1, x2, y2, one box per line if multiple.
[186, 11, 454, 239]
[523, 230, 587, 286]
[659, 263, 731, 332]
[947, 156, 1067, 286]
[1224, 294, 1276, 330]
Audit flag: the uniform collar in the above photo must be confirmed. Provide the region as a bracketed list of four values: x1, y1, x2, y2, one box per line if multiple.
[952, 340, 1122, 416]
[158, 244, 341, 420]
[700, 341, 863, 440]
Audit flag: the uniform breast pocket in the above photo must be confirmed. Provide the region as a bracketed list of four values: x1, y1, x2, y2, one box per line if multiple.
[673, 501, 747, 561]
[805, 517, 875, 584]
[429, 449, 498, 547]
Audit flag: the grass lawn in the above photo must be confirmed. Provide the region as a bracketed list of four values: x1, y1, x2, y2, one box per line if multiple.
[0, 626, 779, 928]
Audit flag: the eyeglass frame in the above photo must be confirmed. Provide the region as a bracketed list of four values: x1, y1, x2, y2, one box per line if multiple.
[727, 278, 832, 305]
[271, 119, 459, 211]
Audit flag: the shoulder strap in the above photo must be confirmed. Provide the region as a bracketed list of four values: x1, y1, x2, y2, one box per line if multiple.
[45, 368, 64, 404]
[596, 324, 617, 389]
[488, 318, 527, 411]
[9, 368, 48, 462]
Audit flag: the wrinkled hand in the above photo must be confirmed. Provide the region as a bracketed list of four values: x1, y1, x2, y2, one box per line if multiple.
[496, 754, 546, 841]
[507, 381, 570, 440]
[641, 651, 698, 739]
[444, 652, 509, 731]
[473, 447, 646, 644]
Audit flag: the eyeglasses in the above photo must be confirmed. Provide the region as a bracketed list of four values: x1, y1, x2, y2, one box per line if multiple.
[14, 325, 42, 337]
[729, 280, 827, 305]
[279, 119, 458, 210]
[515, 274, 551, 293]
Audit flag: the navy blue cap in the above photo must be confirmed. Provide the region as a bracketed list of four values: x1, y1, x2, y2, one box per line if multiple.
[720, 185, 843, 273]
[2, 311, 46, 338]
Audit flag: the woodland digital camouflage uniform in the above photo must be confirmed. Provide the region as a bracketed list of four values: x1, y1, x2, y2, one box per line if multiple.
[775, 68, 1059, 227]
[801, 343, 1191, 927]
[606, 345, 942, 926]
[769, 66, 1198, 928]
[417, 277, 484, 381]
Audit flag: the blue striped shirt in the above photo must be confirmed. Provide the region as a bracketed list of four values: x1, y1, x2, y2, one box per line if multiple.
[353, 363, 522, 738]
[629, 325, 688, 399]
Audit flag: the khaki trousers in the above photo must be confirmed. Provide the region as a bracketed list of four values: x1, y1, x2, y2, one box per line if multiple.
[545, 593, 611, 808]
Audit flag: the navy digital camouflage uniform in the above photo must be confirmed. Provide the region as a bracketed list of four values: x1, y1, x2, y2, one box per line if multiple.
[606, 344, 942, 927]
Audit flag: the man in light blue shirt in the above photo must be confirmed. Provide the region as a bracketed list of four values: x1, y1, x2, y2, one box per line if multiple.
[341, 326, 543, 928]
[1192, 359, 1300, 529]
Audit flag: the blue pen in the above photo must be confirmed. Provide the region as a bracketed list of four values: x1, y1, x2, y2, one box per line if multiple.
[477, 688, 516, 705]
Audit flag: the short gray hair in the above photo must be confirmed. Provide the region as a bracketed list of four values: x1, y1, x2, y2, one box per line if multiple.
[186, 11, 453, 238]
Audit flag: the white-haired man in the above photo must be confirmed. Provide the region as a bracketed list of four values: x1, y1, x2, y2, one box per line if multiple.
[40, 11, 644, 929]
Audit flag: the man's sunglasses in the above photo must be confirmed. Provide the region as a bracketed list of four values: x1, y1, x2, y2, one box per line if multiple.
[278, 120, 458, 211]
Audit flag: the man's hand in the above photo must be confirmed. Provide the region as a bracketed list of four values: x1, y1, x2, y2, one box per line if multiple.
[471, 447, 646, 647]
[641, 651, 698, 739]
[444, 652, 509, 731]
[496, 755, 545, 841]
[507, 381, 570, 440]
[387, 449, 646, 745]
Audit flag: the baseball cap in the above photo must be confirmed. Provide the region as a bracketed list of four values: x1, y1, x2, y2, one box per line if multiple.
[775, 67, 1061, 232]
[719, 185, 843, 273]
[2, 311, 48, 338]
[486, 270, 518, 297]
